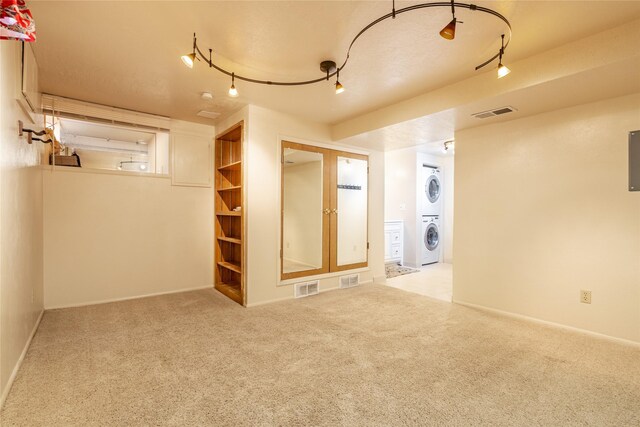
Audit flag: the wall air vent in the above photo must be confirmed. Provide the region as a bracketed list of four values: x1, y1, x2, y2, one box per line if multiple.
[472, 106, 518, 119]
[339, 274, 360, 289]
[294, 281, 320, 298]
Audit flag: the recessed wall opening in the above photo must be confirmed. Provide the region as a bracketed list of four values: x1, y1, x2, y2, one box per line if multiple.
[43, 115, 170, 174]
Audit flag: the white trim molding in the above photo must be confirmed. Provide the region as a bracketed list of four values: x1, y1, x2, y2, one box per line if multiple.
[0, 310, 44, 410]
[45, 285, 214, 310]
[454, 300, 640, 348]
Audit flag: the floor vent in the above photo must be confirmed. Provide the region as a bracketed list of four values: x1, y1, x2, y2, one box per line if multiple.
[340, 274, 360, 289]
[294, 280, 320, 298]
[472, 105, 517, 119]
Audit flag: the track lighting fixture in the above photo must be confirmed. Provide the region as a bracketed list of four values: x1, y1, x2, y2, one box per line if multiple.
[442, 140, 454, 153]
[183, 1, 512, 93]
[335, 70, 345, 94]
[228, 73, 238, 97]
[497, 63, 511, 78]
[180, 33, 198, 69]
[181, 53, 196, 69]
[439, 0, 459, 40]
[496, 34, 510, 78]
[439, 19, 457, 40]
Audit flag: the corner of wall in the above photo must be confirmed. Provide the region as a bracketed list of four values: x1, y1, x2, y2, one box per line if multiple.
[0, 40, 45, 407]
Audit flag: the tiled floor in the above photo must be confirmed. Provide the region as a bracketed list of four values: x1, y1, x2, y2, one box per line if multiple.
[385, 262, 452, 302]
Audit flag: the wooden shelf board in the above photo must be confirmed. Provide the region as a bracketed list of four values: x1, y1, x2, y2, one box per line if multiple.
[217, 236, 242, 245]
[218, 261, 242, 274]
[217, 185, 241, 192]
[215, 282, 242, 305]
[216, 211, 242, 217]
[217, 161, 242, 171]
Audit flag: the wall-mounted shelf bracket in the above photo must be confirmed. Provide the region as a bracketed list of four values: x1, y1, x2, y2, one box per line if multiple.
[18, 120, 51, 144]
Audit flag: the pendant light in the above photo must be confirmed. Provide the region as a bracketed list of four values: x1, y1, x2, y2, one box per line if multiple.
[181, 53, 196, 68]
[497, 34, 510, 78]
[180, 33, 197, 69]
[439, 19, 457, 40]
[228, 72, 239, 97]
[439, 0, 458, 40]
[335, 70, 345, 94]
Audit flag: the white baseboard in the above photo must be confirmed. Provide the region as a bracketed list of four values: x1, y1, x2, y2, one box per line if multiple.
[45, 285, 214, 310]
[245, 295, 293, 308]
[373, 275, 387, 284]
[0, 309, 44, 410]
[454, 300, 640, 348]
[246, 280, 375, 308]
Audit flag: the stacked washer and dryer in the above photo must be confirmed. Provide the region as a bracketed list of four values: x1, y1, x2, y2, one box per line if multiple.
[421, 165, 442, 265]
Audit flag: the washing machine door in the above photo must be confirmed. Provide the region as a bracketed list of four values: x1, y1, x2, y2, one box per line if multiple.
[424, 223, 439, 251]
[425, 173, 441, 203]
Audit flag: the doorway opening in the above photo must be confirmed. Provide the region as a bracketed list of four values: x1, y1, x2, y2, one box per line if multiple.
[383, 140, 454, 302]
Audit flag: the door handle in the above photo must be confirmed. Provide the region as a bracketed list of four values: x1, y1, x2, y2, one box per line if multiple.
[323, 209, 331, 215]
[331, 208, 338, 214]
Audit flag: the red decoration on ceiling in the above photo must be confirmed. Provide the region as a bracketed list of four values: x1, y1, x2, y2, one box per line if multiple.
[1, 0, 35, 42]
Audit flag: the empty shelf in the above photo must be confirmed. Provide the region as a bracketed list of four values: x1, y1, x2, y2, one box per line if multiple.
[216, 211, 241, 217]
[217, 161, 242, 171]
[218, 261, 242, 274]
[217, 236, 242, 245]
[217, 185, 241, 192]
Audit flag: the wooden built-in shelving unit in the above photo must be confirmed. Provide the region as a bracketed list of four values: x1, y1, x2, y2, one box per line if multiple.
[214, 121, 244, 305]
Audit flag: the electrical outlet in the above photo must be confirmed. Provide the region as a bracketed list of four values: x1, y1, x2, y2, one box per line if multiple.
[580, 290, 592, 304]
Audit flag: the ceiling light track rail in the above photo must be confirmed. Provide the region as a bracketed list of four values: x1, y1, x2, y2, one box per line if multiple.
[184, 1, 512, 92]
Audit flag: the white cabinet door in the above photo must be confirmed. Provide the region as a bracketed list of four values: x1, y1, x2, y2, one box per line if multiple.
[171, 132, 212, 187]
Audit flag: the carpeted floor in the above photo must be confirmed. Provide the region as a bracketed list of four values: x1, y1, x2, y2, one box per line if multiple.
[2, 285, 639, 426]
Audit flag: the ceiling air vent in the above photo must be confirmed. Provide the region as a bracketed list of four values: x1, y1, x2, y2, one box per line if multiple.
[196, 110, 221, 120]
[472, 106, 517, 119]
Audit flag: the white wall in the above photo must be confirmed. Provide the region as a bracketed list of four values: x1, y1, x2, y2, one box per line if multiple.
[453, 93, 640, 343]
[216, 105, 385, 306]
[0, 41, 44, 405]
[440, 154, 454, 263]
[384, 148, 418, 265]
[43, 169, 213, 308]
[42, 119, 215, 309]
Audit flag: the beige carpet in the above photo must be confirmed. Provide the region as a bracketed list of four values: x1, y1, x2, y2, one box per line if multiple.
[2, 285, 639, 426]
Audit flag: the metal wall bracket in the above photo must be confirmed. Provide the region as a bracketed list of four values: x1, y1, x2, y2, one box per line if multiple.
[18, 120, 50, 144]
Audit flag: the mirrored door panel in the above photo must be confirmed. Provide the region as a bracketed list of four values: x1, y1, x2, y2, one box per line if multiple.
[281, 142, 368, 280]
[330, 151, 369, 271]
[333, 154, 368, 270]
[281, 142, 330, 279]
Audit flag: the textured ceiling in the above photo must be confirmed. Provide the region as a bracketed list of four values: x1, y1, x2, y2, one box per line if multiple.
[29, 1, 640, 128]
